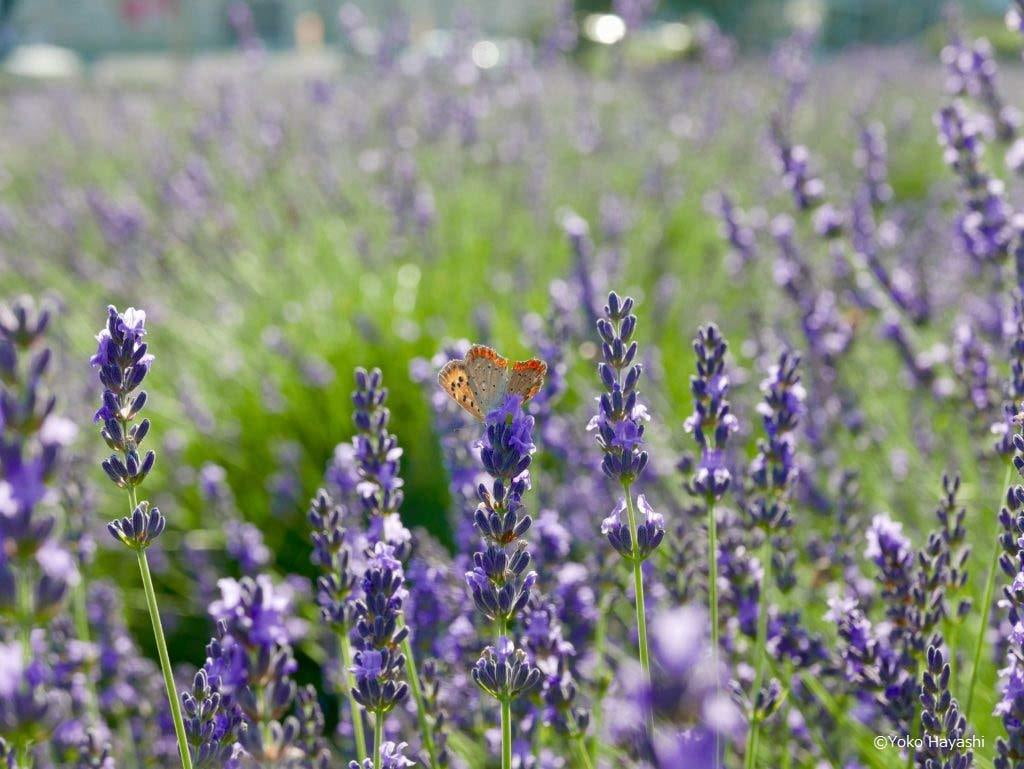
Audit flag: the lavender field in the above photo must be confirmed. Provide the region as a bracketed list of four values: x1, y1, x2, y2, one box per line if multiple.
[6, 4, 1024, 768]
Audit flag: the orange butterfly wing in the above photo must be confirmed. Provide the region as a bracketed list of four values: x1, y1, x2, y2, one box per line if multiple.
[509, 358, 547, 403]
[438, 345, 546, 420]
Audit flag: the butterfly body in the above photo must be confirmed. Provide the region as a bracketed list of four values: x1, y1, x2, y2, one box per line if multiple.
[438, 345, 547, 420]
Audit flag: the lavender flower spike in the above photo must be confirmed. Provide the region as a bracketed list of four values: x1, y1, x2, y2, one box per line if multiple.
[466, 390, 541, 769]
[307, 489, 367, 761]
[591, 291, 649, 485]
[90, 304, 193, 769]
[744, 351, 803, 769]
[349, 368, 435, 766]
[351, 543, 410, 769]
[684, 322, 738, 650]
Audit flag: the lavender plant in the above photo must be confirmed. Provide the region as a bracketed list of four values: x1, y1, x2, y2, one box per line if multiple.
[348, 368, 436, 767]
[465, 392, 542, 769]
[308, 489, 367, 762]
[744, 350, 803, 768]
[591, 291, 660, 693]
[350, 543, 410, 769]
[683, 324, 737, 657]
[89, 304, 192, 769]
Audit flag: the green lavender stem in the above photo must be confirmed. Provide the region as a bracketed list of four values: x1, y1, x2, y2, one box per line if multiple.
[623, 485, 654, 741]
[573, 734, 595, 769]
[588, 591, 614, 762]
[622, 486, 652, 677]
[707, 495, 721, 768]
[501, 699, 513, 769]
[965, 462, 1013, 722]
[373, 710, 384, 769]
[129, 478, 192, 769]
[71, 578, 101, 724]
[136, 546, 193, 769]
[744, 536, 773, 769]
[401, 634, 438, 768]
[16, 559, 33, 656]
[495, 613, 512, 769]
[338, 627, 368, 763]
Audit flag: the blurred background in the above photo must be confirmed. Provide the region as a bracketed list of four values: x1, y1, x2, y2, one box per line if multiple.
[6, 0, 1024, 733]
[0, 0, 1018, 65]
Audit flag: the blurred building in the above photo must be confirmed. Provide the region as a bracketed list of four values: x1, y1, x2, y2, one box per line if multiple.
[5, 0, 553, 58]
[1, 0, 1014, 59]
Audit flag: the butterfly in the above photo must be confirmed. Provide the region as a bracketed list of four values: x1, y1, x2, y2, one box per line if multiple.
[438, 345, 547, 421]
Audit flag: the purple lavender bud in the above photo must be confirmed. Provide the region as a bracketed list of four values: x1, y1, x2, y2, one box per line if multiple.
[0, 296, 51, 349]
[471, 637, 541, 701]
[465, 395, 539, 630]
[600, 495, 665, 561]
[590, 291, 650, 485]
[106, 501, 166, 550]
[684, 324, 738, 501]
[769, 115, 824, 211]
[307, 489, 357, 626]
[347, 741, 415, 769]
[181, 667, 246, 768]
[749, 351, 804, 508]
[711, 192, 758, 268]
[917, 646, 973, 767]
[943, 34, 1018, 143]
[350, 368, 412, 558]
[624, 605, 742, 762]
[854, 120, 893, 207]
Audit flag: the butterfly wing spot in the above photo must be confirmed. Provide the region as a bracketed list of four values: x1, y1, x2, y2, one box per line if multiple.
[509, 359, 547, 402]
[439, 360, 484, 420]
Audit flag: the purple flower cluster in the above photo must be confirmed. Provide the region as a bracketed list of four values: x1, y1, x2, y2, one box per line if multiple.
[90, 306, 167, 552]
[206, 575, 326, 765]
[181, 667, 245, 768]
[684, 324, 738, 501]
[308, 489, 358, 627]
[769, 115, 824, 212]
[854, 120, 892, 207]
[935, 101, 1014, 265]
[0, 641, 70, 752]
[349, 543, 410, 716]
[465, 394, 538, 633]
[0, 297, 82, 762]
[942, 34, 1018, 144]
[1, 297, 74, 559]
[350, 368, 412, 557]
[626, 606, 742, 769]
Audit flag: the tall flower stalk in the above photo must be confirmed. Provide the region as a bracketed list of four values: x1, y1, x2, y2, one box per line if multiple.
[744, 351, 803, 768]
[0, 297, 76, 768]
[90, 305, 193, 769]
[465, 393, 542, 769]
[683, 323, 737, 769]
[308, 489, 367, 762]
[967, 296, 1024, 720]
[684, 324, 737, 654]
[349, 367, 436, 767]
[591, 291, 658, 690]
[350, 543, 412, 769]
